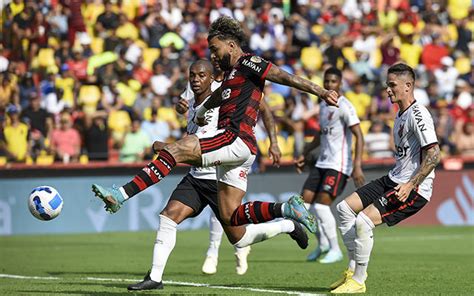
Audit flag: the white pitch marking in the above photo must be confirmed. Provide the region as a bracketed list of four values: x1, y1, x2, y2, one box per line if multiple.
[0, 274, 325, 296]
[377, 234, 471, 242]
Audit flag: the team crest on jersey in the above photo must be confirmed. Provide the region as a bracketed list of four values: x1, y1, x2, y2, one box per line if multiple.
[250, 56, 262, 63]
[328, 111, 334, 121]
[398, 123, 404, 138]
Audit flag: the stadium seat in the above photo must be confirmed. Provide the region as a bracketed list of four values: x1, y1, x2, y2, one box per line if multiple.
[108, 110, 132, 134]
[36, 154, 54, 165]
[301, 47, 322, 70]
[37, 48, 56, 68]
[0, 156, 6, 166]
[143, 48, 160, 70]
[78, 85, 102, 115]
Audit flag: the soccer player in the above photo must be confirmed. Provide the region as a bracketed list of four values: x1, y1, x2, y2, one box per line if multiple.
[177, 60, 281, 276]
[126, 60, 308, 290]
[294, 67, 365, 263]
[92, 16, 338, 250]
[331, 63, 440, 293]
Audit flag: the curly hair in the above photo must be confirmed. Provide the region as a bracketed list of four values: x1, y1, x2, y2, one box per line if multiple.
[207, 16, 247, 45]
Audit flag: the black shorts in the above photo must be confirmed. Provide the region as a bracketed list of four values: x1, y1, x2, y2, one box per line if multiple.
[302, 167, 349, 199]
[169, 174, 221, 220]
[356, 175, 428, 226]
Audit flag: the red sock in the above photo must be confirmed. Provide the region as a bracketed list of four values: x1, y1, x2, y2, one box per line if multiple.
[123, 150, 176, 198]
[230, 201, 283, 225]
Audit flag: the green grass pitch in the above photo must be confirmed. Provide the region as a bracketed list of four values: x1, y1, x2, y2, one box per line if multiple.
[1, 226, 473, 295]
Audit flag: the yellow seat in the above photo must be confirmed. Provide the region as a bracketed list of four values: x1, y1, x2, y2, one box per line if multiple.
[78, 85, 102, 115]
[36, 154, 54, 165]
[143, 48, 160, 70]
[0, 156, 7, 166]
[38, 48, 56, 68]
[301, 47, 322, 71]
[108, 110, 132, 134]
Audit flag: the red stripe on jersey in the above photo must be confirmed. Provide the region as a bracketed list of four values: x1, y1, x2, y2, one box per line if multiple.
[261, 63, 272, 81]
[132, 176, 147, 190]
[249, 202, 258, 223]
[261, 202, 272, 221]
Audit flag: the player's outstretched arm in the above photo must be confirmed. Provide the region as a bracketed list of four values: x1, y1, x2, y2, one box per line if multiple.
[395, 144, 440, 201]
[350, 124, 366, 188]
[259, 99, 281, 166]
[265, 64, 339, 107]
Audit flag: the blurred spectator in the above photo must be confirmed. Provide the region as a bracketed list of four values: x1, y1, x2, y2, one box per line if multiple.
[1, 104, 30, 162]
[0, 73, 19, 109]
[364, 120, 393, 159]
[50, 111, 81, 163]
[119, 118, 150, 163]
[21, 95, 53, 159]
[433, 101, 456, 156]
[84, 110, 109, 161]
[95, 1, 119, 38]
[452, 79, 472, 110]
[141, 108, 171, 143]
[421, 33, 449, 71]
[345, 80, 371, 120]
[434, 56, 458, 100]
[454, 122, 474, 156]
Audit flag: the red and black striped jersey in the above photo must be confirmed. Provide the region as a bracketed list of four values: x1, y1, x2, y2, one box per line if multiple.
[217, 54, 272, 154]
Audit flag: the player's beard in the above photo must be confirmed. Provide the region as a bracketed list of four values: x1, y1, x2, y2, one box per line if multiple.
[218, 53, 232, 71]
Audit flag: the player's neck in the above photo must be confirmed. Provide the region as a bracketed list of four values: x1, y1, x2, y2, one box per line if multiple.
[397, 97, 416, 113]
[230, 49, 245, 67]
[195, 90, 212, 106]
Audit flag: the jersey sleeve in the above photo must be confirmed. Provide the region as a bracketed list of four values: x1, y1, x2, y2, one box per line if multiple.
[180, 81, 193, 101]
[411, 106, 438, 149]
[341, 99, 360, 127]
[239, 55, 272, 82]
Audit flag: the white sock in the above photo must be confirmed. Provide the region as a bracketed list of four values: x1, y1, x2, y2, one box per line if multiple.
[315, 203, 341, 253]
[353, 212, 375, 284]
[119, 187, 129, 200]
[309, 203, 330, 250]
[149, 215, 177, 282]
[207, 212, 223, 258]
[234, 220, 295, 248]
[336, 200, 357, 271]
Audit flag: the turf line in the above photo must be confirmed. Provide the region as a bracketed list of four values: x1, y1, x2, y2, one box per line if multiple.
[0, 274, 325, 296]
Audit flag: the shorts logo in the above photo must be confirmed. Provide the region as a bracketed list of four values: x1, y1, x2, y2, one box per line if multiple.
[239, 170, 248, 180]
[213, 160, 221, 166]
[379, 196, 388, 206]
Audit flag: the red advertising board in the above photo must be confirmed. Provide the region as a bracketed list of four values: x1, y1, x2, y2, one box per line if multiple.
[402, 170, 474, 225]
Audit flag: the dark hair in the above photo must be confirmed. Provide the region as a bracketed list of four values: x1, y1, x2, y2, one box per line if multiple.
[208, 16, 246, 45]
[387, 63, 415, 81]
[190, 59, 213, 73]
[324, 67, 342, 79]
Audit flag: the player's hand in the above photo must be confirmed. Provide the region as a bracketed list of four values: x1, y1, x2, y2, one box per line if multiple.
[394, 182, 415, 202]
[294, 155, 306, 174]
[321, 89, 339, 107]
[176, 99, 189, 114]
[352, 165, 365, 188]
[268, 142, 281, 167]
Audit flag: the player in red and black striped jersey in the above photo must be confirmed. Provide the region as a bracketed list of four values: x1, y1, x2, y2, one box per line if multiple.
[92, 16, 339, 244]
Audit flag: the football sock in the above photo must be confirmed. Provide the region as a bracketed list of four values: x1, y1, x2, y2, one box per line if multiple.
[150, 215, 177, 282]
[122, 150, 176, 198]
[315, 203, 341, 252]
[233, 220, 294, 248]
[309, 203, 330, 250]
[337, 200, 357, 271]
[230, 201, 282, 226]
[207, 211, 223, 258]
[353, 212, 375, 284]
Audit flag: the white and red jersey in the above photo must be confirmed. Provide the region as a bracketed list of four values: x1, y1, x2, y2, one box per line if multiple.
[388, 101, 438, 200]
[316, 96, 360, 176]
[180, 82, 221, 180]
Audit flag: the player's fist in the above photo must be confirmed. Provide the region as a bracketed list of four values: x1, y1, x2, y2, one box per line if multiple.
[176, 99, 189, 114]
[321, 90, 339, 107]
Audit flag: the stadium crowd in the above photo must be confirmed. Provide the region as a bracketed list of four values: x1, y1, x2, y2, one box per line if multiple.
[0, 0, 473, 165]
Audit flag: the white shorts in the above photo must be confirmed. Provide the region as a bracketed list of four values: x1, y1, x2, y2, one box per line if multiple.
[196, 129, 256, 192]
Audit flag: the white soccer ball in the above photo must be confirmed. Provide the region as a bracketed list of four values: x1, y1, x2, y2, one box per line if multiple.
[28, 186, 63, 221]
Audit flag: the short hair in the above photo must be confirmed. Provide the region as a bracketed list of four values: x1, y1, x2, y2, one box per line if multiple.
[387, 63, 416, 82]
[190, 59, 213, 73]
[208, 16, 246, 45]
[324, 67, 342, 79]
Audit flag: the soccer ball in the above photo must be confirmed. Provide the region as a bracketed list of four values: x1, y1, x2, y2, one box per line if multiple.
[28, 186, 63, 221]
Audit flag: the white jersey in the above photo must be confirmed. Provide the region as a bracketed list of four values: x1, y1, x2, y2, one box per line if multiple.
[388, 101, 438, 200]
[180, 80, 222, 180]
[316, 96, 360, 176]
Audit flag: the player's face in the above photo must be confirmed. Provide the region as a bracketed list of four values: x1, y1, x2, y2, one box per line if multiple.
[386, 73, 407, 103]
[323, 74, 341, 92]
[189, 64, 213, 95]
[208, 37, 232, 71]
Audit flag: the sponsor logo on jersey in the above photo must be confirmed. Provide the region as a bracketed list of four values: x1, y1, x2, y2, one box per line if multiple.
[222, 88, 231, 100]
[228, 69, 236, 80]
[250, 56, 262, 63]
[413, 104, 427, 132]
[242, 59, 262, 72]
[239, 169, 248, 180]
